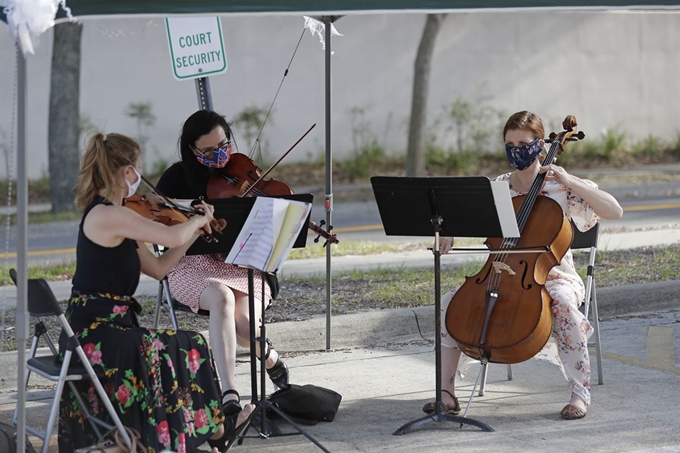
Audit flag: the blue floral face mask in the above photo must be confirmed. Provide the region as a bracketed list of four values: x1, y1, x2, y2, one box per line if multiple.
[194, 141, 233, 168]
[505, 138, 542, 171]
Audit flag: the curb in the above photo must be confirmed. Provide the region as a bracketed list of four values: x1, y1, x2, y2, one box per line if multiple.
[253, 279, 680, 354]
[2, 279, 679, 393]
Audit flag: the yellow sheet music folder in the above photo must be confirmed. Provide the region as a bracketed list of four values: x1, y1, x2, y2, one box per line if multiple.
[225, 196, 312, 273]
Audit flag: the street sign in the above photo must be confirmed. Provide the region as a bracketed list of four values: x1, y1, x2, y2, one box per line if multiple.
[165, 16, 227, 81]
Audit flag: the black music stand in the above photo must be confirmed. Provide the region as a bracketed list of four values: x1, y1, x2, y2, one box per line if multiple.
[371, 176, 519, 435]
[187, 194, 313, 256]
[208, 195, 329, 453]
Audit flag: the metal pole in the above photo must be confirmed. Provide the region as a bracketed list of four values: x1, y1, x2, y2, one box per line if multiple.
[15, 44, 29, 453]
[324, 17, 333, 351]
[195, 77, 214, 110]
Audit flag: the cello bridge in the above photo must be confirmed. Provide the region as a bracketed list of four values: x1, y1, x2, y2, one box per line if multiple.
[492, 261, 516, 275]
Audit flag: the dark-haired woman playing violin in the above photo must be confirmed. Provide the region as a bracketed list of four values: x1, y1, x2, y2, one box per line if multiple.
[157, 110, 291, 433]
[423, 111, 623, 421]
[61, 132, 250, 452]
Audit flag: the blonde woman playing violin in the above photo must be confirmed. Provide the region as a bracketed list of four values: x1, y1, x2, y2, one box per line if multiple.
[61, 132, 250, 453]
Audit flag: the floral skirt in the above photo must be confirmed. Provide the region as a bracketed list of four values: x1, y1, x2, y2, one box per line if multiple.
[58, 293, 224, 453]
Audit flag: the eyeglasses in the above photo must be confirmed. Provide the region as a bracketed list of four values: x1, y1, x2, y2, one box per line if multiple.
[192, 140, 232, 158]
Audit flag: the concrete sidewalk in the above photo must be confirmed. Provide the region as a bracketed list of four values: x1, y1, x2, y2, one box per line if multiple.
[1, 221, 680, 451]
[1, 307, 679, 452]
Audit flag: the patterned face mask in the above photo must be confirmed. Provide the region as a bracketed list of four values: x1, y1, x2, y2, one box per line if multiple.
[194, 141, 233, 168]
[505, 138, 542, 171]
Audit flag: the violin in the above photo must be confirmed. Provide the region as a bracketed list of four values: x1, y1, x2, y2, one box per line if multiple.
[123, 191, 227, 243]
[206, 124, 339, 247]
[444, 115, 584, 364]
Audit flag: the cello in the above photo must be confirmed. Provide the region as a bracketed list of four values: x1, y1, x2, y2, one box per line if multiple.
[444, 115, 585, 364]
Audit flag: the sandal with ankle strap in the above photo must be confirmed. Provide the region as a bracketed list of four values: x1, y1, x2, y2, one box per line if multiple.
[422, 389, 461, 415]
[208, 390, 243, 452]
[264, 339, 290, 389]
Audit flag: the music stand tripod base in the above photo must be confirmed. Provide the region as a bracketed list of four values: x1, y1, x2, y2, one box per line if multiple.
[234, 268, 330, 453]
[393, 411, 494, 435]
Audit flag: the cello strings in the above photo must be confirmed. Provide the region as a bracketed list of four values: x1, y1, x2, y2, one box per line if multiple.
[486, 138, 562, 293]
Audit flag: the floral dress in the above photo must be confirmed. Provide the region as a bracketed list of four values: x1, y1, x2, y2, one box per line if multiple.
[58, 197, 224, 453]
[440, 173, 599, 405]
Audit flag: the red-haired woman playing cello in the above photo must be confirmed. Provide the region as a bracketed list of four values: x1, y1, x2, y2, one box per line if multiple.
[423, 111, 623, 420]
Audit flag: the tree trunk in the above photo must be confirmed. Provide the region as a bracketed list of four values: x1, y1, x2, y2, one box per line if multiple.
[49, 21, 83, 212]
[406, 14, 447, 177]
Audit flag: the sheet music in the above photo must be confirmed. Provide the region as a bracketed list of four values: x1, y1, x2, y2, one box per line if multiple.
[490, 180, 520, 238]
[269, 199, 313, 272]
[227, 198, 274, 271]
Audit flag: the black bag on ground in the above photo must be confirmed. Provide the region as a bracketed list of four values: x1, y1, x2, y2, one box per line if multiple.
[267, 384, 342, 425]
[0, 421, 36, 453]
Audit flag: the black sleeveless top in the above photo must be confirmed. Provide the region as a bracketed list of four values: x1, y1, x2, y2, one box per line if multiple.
[71, 196, 140, 296]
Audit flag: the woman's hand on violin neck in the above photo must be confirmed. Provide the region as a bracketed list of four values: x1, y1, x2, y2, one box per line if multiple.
[192, 200, 215, 235]
[436, 237, 454, 255]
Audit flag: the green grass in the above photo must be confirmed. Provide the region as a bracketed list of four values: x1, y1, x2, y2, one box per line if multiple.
[0, 263, 76, 285]
[2, 243, 679, 352]
[288, 238, 484, 260]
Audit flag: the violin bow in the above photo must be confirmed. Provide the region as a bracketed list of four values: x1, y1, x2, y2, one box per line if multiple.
[138, 174, 202, 217]
[241, 123, 316, 197]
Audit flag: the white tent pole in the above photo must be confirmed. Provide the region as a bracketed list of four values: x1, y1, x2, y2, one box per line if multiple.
[324, 16, 333, 350]
[15, 43, 29, 453]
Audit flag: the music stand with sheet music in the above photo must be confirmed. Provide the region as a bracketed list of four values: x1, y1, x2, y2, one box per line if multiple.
[208, 195, 329, 453]
[187, 195, 328, 452]
[187, 194, 312, 256]
[371, 176, 520, 435]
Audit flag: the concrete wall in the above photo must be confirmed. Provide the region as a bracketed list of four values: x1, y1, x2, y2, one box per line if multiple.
[0, 10, 679, 179]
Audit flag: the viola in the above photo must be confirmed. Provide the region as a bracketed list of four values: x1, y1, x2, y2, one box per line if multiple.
[444, 115, 584, 364]
[206, 123, 339, 247]
[207, 152, 294, 199]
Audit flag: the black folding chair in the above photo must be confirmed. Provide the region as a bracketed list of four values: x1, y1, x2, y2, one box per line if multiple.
[477, 222, 603, 396]
[9, 269, 132, 452]
[151, 245, 210, 330]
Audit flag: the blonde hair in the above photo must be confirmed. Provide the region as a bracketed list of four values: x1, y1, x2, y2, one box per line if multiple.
[503, 111, 545, 141]
[74, 133, 141, 212]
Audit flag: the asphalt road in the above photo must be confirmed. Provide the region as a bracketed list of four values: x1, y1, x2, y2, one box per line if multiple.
[0, 176, 679, 265]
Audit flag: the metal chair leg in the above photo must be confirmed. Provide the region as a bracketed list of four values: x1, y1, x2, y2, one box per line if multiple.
[590, 280, 604, 385]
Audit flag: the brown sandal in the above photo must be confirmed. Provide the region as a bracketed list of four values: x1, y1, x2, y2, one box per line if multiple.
[422, 389, 461, 415]
[560, 403, 587, 420]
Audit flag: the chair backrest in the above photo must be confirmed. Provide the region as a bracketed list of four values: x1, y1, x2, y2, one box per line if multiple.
[571, 221, 599, 250]
[9, 269, 63, 317]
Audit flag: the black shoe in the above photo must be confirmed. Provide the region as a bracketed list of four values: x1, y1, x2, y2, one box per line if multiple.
[220, 389, 242, 416]
[266, 356, 290, 389]
[264, 339, 290, 389]
[208, 390, 242, 452]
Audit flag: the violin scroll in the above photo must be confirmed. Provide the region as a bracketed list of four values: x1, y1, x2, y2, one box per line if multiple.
[309, 220, 339, 247]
